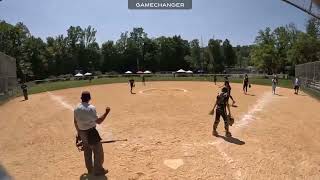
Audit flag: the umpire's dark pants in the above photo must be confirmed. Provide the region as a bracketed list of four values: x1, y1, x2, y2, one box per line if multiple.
[78, 130, 104, 173]
[214, 110, 229, 131]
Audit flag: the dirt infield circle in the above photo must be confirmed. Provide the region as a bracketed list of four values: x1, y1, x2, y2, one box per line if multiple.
[139, 88, 188, 95]
[0, 81, 319, 179]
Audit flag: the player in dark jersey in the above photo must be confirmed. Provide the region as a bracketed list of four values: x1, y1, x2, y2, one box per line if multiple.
[142, 75, 146, 86]
[224, 80, 236, 106]
[209, 87, 232, 137]
[21, 83, 28, 100]
[213, 75, 217, 85]
[129, 78, 135, 94]
[243, 74, 249, 94]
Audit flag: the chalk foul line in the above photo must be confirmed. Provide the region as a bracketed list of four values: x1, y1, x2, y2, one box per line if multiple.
[209, 91, 274, 180]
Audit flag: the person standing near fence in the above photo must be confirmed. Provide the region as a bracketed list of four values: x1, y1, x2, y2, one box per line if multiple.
[20, 83, 28, 100]
[294, 77, 300, 95]
[272, 75, 277, 95]
[142, 75, 146, 86]
[213, 75, 217, 85]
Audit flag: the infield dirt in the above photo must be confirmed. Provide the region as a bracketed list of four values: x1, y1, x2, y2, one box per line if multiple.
[0, 81, 319, 179]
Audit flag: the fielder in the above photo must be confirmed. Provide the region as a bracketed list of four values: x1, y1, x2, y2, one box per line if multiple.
[243, 74, 249, 94]
[210, 87, 233, 137]
[142, 75, 146, 86]
[294, 77, 300, 95]
[129, 78, 135, 94]
[74, 91, 110, 176]
[20, 83, 28, 100]
[272, 75, 277, 95]
[224, 80, 236, 106]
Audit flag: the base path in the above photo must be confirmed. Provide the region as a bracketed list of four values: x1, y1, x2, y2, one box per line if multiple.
[0, 81, 319, 179]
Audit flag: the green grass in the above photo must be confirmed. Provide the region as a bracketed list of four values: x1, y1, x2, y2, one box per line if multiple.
[301, 86, 320, 100]
[2, 76, 319, 105]
[27, 76, 294, 95]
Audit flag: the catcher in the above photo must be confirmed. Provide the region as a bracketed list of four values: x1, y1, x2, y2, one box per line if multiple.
[74, 91, 111, 176]
[209, 87, 234, 137]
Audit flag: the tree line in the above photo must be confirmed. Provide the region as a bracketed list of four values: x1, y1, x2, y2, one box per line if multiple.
[251, 18, 320, 74]
[0, 18, 319, 81]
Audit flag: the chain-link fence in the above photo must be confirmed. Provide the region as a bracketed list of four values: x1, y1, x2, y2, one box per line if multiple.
[282, 0, 320, 19]
[0, 52, 18, 102]
[295, 61, 320, 92]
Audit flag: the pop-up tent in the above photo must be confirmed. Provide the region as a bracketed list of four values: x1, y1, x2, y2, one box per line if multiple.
[84, 72, 92, 76]
[136, 71, 144, 74]
[125, 71, 132, 74]
[186, 70, 193, 74]
[176, 69, 186, 73]
[144, 70, 152, 74]
[75, 73, 84, 77]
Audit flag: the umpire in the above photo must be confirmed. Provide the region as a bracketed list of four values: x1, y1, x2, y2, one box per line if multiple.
[74, 91, 111, 176]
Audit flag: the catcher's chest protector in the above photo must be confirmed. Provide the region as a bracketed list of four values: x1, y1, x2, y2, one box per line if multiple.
[217, 93, 227, 107]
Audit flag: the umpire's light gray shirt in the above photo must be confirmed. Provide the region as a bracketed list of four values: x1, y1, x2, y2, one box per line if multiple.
[74, 102, 98, 130]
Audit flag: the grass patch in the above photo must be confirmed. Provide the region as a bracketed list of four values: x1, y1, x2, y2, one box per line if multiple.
[3, 76, 319, 103]
[301, 87, 320, 100]
[27, 76, 294, 95]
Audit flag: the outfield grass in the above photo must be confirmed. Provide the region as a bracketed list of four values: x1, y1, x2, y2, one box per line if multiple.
[3, 76, 319, 105]
[27, 76, 294, 95]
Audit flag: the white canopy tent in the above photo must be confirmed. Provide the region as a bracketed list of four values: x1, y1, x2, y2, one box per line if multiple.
[74, 73, 84, 77]
[176, 69, 186, 73]
[125, 71, 132, 74]
[144, 70, 152, 74]
[84, 72, 92, 76]
[186, 70, 193, 74]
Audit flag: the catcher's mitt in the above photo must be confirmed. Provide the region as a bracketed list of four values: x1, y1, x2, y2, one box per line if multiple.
[228, 115, 235, 126]
[76, 135, 84, 151]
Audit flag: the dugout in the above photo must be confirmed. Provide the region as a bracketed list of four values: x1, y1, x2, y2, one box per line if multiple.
[0, 52, 17, 95]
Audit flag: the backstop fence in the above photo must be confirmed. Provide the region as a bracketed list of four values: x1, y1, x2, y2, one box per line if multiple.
[295, 61, 320, 91]
[0, 52, 17, 96]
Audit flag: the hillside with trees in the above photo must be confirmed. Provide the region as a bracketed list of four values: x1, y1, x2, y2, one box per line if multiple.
[0, 18, 319, 81]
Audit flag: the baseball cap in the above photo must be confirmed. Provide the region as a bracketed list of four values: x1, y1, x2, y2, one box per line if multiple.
[81, 91, 91, 102]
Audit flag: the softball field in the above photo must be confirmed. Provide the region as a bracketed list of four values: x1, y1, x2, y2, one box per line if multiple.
[0, 81, 319, 180]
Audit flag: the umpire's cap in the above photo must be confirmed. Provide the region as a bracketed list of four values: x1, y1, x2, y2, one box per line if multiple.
[81, 91, 91, 102]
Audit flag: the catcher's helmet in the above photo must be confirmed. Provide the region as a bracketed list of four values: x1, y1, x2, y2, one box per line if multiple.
[222, 87, 228, 93]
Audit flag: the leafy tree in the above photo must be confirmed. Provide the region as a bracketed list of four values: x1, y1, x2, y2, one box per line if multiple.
[187, 39, 201, 70]
[208, 38, 224, 73]
[222, 39, 236, 67]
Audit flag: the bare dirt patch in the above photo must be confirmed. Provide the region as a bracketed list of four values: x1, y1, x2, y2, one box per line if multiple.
[0, 81, 319, 179]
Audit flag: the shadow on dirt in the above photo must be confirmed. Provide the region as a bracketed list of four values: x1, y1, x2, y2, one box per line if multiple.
[274, 93, 283, 96]
[245, 94, 255, 96]
[80, 173, 107, 180]
[216, 135, 245, 145]
[0, 164, 12, 180]
[297, 94, 307, 96]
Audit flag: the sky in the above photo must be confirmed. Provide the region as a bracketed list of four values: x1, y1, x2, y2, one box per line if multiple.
[0, 0, 312, 46]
